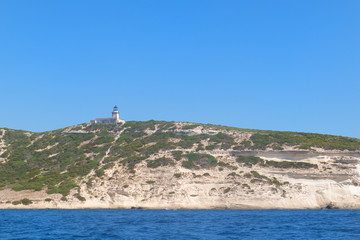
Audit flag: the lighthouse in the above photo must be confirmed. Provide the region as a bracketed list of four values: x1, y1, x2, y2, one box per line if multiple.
[112, 105, 120, 119]
[90, 106, 125, 125]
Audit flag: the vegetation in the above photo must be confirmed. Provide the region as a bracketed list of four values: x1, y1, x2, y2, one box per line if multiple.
[223, 187, 231, 193]
[250, 131, 360, 151]
[182, 153, 217, 169]
[236, 155, 317, 169]
[218, 161, 238, 170]
[21, 198, 32, 205]
[171, 151, 183, 161]
[147, 157, 174, 168]
[0, 119, 357, 197]
[182, 124, 200, 130]
[173, 173, 181, 178]
[228, 172, 240, 177]
[74, 194, 86, 201]
[236, 156, 263, 167]
[95, 168, 105, 177]
[12, 198, 32, 205]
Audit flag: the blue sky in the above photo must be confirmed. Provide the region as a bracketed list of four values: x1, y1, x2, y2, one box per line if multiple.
[0, 0, 359, 138]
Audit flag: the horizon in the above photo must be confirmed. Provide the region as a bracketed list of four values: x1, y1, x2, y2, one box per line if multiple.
[1, 1, 359, 138]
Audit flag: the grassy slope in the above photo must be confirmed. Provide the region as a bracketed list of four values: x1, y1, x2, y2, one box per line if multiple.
[0, 120, 359, 198]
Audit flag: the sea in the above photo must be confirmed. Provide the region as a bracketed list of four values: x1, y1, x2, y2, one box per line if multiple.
[0, 210, 359, 239]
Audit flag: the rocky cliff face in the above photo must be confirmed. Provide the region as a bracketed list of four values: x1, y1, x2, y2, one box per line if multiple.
[0, 121, 359, 209]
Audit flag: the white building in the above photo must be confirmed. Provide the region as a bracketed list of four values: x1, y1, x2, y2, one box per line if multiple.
[90, 106, 125, 125]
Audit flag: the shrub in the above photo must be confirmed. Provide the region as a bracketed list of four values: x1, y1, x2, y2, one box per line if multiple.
[218, 161, 238, 170]
[86, 178, 93, 187]
[182, 153, 217, 169]
[192, 173, 201, 178]
[95, 168, 105, 177]
[12, 200, 21, 205]
[250, 171, 268, 180]
[265, 160, 317, 169]
[171, 151, 183, 161]
[47, 180, 79, 196]
[236, 155, 317, 169]
[196, 145, 204, 151]
[103, 163, 115, 170]
[205, 145, 216, 150]
[224, 187, 231, 193]
[227, 172, 240, 177]
[182, 124, 199, 130]
[74, 194, 86, 201]
[121, 156, 146, 171]
[271, 177, 282, 187]
[21, 198, 32, 205]
[250, 179, 264, 183]
[244, 173, 252, 178]
[174, 173, 181, 178]
[236, 155, 263, 167]
[147, 157, 174, 168]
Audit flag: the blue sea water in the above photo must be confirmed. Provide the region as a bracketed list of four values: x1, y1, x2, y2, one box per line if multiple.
[0, 210, 359, 240]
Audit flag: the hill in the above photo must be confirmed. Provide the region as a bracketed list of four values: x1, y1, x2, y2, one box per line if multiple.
[0, 121, 360, 209]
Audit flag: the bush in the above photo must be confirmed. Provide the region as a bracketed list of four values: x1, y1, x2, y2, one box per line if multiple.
[12, 200, 21, 205]
[182, 153, 217, 169]
[244, 173, 252, 178]
[236, 155, 263, 167]
[227, 172, 240, 177]
[120, 155, 146, 170]
[251, 171, 270, 181]
[171, 151, 182, 161]
[182, 124, 199, 130]
[147, 157, 174, 168]
[74, 194, 86, 201]
[265, 160, 317, 169]
[21, 198, 32, 205]
[218, 161, 237, 170]
[205, 145, 216, 150]
[86, 178, 93, 187]
[236, 155, 317, 169]
[95, 168, 105, 177]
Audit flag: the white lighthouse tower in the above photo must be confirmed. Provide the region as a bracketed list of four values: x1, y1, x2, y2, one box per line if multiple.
[90, 105, 125, 125]
[112, 105, 120, 119]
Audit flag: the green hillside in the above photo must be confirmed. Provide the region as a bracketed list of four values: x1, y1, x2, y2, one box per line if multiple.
[0, 120, 359, 198]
